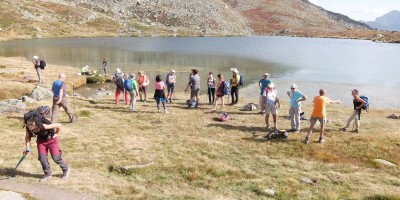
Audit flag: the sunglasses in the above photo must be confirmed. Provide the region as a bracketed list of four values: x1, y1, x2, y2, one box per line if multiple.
[291, 88, 295, 89]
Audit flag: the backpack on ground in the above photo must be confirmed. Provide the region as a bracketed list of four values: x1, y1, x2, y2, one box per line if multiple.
[243, 103, 259, 111]
[360, 95, 369, 111]
[238, 74, 245, 87]
[124, 79, 134, 91]
[217, 112, 230, 122]
[186, 99, 197, 108]
[223, 81, 230, 95]
[265, 129, 288, 139]
[39, 60, 46, 69]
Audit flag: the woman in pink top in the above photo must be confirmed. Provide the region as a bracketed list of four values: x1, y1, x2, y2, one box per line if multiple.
[211, 74, 225, 111]
[154, 75, 168, 114]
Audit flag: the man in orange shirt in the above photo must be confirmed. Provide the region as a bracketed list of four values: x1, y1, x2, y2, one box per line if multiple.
[304, 89, 340, 145]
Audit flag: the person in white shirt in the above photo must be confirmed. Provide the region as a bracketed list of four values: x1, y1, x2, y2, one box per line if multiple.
[262, 82, 280, 130]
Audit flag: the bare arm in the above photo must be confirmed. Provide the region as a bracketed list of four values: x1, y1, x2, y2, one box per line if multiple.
[24, 130, 31, 154]
[354, 96, 365, 109]
[297, 94, 307, 103]
[43, 123, 61, 134]
[56, 88, 63, 104]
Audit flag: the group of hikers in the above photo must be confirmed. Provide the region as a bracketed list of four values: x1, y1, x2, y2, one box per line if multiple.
[24, 56, 368, 182]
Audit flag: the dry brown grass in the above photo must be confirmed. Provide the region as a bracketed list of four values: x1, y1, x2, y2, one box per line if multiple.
[0, 57, 86, 100]
[0, 90, 399, 199]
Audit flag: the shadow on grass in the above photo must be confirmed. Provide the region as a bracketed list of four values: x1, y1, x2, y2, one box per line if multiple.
[241, 136, 299, 143]
[0, 167, 42, 179]
[207, 123, 267, 133]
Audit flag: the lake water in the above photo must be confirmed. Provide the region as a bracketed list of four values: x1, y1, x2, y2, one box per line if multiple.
[1, 37, 399, 108]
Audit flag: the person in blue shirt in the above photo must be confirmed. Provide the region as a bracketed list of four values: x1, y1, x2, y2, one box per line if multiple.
[287, 84, 307, 133]
[258, 73, 271, 113]
[51, 73, 77, 123]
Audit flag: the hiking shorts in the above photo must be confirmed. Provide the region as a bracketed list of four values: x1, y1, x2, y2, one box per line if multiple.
[167, 84, 175, 93]
[264, 104, 277, 115]
[139, 85, 147, 93]
[190, 89, 200, 99]
[310, 116, 326, 126]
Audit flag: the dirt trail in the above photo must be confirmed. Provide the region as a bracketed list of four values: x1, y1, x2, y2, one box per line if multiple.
[0, 179, 97, 200]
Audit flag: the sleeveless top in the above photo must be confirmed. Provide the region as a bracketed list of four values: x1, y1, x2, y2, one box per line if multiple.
[208, 77, 216, 88]
[353, 98, 362, 110]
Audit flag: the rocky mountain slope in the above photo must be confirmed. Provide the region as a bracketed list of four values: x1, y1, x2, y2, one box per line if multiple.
[364, 10, 400, 31]
[0, 0, 391, 42]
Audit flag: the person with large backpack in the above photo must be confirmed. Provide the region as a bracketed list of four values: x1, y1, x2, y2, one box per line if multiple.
[339, 89, 366, 133]
[32, 56, 44, 84]
[125, 73, 139, 111]
[230, 68, 241, 105]
[113, 68, 129, 105]
[23, 111, 70, 181]
[211, 74, 226, 111]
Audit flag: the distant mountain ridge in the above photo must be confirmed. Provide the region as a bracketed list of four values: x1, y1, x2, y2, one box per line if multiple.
[364, 10, 400, 31]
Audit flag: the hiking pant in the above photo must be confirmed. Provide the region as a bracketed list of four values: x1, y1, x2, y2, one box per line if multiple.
[128, 91, 137, 109]
[35, 67, 44, 84]
[51, 96, 74, 123]
[289, 107, 301, 131]
[156, 97, 167, 111]
[190, 89, 200, 103]
[231, 86, 239, 104]
[37, 138, 68, 176]
[208, 88, 215, 104]
[116, 88, 129, 105]
[259, 95, 264, 112]
[344, 109, 361, 130]
[103, 66, 107, 75]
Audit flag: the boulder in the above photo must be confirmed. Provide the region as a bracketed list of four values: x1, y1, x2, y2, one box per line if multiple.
[86, 76, 106, 83]
[0, 191, 25, 200]
[19, 95, 36, 103]
[0, 99, 26, 114]
[31, 86, 53, 101]
[263, 189, 276, 197]
[300, 176, 316, 184]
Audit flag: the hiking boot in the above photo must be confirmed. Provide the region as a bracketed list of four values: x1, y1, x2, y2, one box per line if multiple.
[303, 137, 310, 145]
[62, 168, 71, 181]
[350, 129, 359, 133]
[318, 137, 326, 144]
[339, 128, 347, 132]
[39, 174, 52, 182]
[265, 124, 270, 130]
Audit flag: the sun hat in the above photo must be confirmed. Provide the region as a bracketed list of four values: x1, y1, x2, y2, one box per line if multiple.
[85, 65, 89, 68]
[116, 68, 121, 73]
[290, 84, 297, 89]
[33, 56, 39, 60]
[264, 73, 270, 76]
[171, 69, 176, 73]
[267, 82, 276, 88]
[230, 68, 239, 73]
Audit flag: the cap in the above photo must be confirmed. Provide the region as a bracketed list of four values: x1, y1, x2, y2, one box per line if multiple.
[85, 65, 89, 68]
[33, 56, 39, 60]
[264, 73, 270, 76]
[116, 68, 121, 73]
[290, 84, 297, 89]
[171, 69, 176, 73]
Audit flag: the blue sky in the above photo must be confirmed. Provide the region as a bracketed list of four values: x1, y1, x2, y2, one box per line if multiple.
[309, 0, 400, 21]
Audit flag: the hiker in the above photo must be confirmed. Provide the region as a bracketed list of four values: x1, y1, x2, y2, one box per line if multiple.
[154, 75, 168, 114]
[81, 65, 92, 75]
[32, 56, 44, 84]
[230, 68, 241, 105]
[24, 112, 70, 181]
[339, 89, 365, 133]
[287, 84, 307, 133]
[207, 72, 216, 105]
[138, 71, 150, 103]
[102, 57, 108, 76]
[185, 68, 200, 106]
[51, 73, 77, 123]
[259, 73, 271, 113]
[125, 73, 139, 111]
[166, 69, 176, 103]
[113, 69, 129, 105]
[304, 89, 340, 145]
[211, 74, 225, 111]
[262, 82, 280, 130]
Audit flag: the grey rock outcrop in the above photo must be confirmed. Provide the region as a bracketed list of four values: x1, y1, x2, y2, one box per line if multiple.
[31, 86, 53, 101]
[0, 99, 26, 114]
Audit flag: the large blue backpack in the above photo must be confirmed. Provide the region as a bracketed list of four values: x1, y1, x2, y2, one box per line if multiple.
[124, 79, 134, 91]
[223, 81, 230, 95]
[360, 95, 369, 111]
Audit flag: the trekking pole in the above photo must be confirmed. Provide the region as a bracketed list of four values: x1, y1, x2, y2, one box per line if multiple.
[8, 154, 27, 178]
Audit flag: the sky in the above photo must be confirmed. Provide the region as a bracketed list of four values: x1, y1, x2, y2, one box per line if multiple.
[309, 0, 400, 21]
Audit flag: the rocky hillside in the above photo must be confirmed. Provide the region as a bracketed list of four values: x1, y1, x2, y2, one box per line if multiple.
[0, 0, 381, 41]
[364, 10, 400, 31]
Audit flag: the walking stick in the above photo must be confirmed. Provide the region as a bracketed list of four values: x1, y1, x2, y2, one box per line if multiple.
[7, 154, 27, 178]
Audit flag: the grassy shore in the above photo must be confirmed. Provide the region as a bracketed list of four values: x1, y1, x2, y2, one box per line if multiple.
[0, 61, 399, 198]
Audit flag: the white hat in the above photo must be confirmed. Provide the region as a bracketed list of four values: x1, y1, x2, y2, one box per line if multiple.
[290, 84, 297, 89]
[85, 65, 89, 68]
[171, 69, 176, 73]
[230, 68, 239, 73]
[116, 68, 121, 73]
[264, 73, 270, 76]
[33, 56, 39, 60]
[267, 82, 276, 88]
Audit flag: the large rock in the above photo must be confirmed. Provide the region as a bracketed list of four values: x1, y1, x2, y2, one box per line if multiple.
[31, 86, 53, 101]
[374, 159, 397, 167]
[0, 99, 26, 114]
[0, 191, 25, 200]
